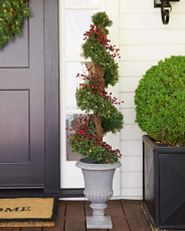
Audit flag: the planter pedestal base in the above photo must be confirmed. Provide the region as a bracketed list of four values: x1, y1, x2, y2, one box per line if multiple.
[86, 202, 112, 229]
[86, 216, 112, 229]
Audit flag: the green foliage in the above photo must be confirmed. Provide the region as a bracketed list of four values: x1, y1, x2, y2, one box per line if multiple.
[82, 41, 119, 87]
[0, 0, 31, 48]
[69, 116, 121, 163]
[70, 133, 119, 163]
[92, 12, 112, 29]
[82, 12, 119, 87]
[135, 56, 185, 146]
[69, 12, 123, 163]
[76, 87, 123, 134]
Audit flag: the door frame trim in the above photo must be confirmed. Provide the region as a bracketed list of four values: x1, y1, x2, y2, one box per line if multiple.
[44, 0, 60, 193]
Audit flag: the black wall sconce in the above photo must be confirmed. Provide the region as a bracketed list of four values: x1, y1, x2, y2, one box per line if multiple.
[154, 0, 180, 24]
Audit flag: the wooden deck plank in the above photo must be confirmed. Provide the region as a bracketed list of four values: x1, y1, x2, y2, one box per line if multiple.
[121, 200, 152, 231]
[0, 229, 20, 231]
[65, 201, 86, 231]
[43, 201, 65, 231]
[21, 228, 42, 231]
[107, 200, 130, 231]
[0, 200, 158, 231]
[85, 201, 107, 231]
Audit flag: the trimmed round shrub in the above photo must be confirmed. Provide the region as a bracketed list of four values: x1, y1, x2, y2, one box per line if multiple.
[135, 56, 185, 146]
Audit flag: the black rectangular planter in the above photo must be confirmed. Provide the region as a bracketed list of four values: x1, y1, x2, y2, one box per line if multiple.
[143, 135, 185, 230]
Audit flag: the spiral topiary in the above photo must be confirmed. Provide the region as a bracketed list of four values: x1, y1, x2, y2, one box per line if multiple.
[0, 0, 31, 49]
[68, 12, 124, 163]
[135, 56, 185, 146]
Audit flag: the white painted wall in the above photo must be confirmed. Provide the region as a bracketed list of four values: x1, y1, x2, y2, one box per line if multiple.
[119, 0, 185, 199]
[60, 0, 185, 199]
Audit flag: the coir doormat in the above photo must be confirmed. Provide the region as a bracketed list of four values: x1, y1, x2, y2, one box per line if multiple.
[0, 197, 57, 227]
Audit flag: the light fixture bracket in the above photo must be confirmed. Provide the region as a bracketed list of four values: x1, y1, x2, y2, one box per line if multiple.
[154, 0, 180, 24]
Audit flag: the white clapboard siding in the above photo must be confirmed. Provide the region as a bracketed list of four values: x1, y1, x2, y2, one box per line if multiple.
[121, 172, 142, 188]
[120, 93, 135, 109]
[120, 77, 139, 92]
[121, 109, 136, 125]
[120, 45, 185, 61]
[173, 2, 185, 13]
[120, 29, 185, 45]
[120, 172, 142, 199]
[121, 125, 143, 141]
[119, 0, 185, 199]
[121, 188, 142, 199]
[119, 60, 157, 77]
[120, 0, 184, 13]
[121, 156, 142, 172]
[120, 0, 154, 13]
[120, 140, 143, 157]
[120, 13, 185, 29]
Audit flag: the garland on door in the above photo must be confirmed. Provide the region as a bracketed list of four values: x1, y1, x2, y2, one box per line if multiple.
[0, 0, 31, 48]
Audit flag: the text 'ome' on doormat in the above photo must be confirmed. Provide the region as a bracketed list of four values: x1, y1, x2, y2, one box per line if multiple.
[0, 197, 58, 227]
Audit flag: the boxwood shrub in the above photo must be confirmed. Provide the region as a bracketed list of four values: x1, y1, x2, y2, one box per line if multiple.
[135, 56, 185, 146]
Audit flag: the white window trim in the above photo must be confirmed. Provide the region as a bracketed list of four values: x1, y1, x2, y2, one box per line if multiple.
[59, 0, 121, 196]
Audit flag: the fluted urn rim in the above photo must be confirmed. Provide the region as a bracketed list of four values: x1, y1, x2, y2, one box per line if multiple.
[76, 159, 121, 171]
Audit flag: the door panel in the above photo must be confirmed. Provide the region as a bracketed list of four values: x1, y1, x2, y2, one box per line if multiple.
[0, 90, 29, 163]
[0, 0, 45, 188]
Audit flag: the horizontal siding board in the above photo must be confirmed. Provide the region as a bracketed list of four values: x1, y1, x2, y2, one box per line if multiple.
[120, 0, 184, 13]
[121, 124, 143, 140]
[121, 188, 142, 199]
[120, 45, 185, 61]
[120, 13, 185, 29]
[120, 77, 139, 92]
[121, 156, 142, 172]
[121, 140, 143, 157]
[120, 93, 135, 109]
[121, 172, 142, 188]
[120, 0, 154, 13]
[119, 60, 156, 76]
[121, 109, 136, 124]
[172, 3, 185, 13]
[120, 29, 185, 45]
[120, 13, 161, 29]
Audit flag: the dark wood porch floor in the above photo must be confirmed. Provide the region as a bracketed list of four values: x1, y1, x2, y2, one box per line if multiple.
[2, 200, 183, 231]
[53, 200, 153, 231]
[0, 200, 155, 231]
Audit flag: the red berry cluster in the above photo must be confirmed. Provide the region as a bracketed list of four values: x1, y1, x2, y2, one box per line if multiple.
[67, 114, 94, 139]
[76, 66, 102, 94]
[83, 24, 108, 46]
[76, 65, 124, 106]
[67, 114, 121, 159]
[83, 24, 121, 60]
[100, 142, 121, 158]
[105, 44, 121, 59]
[104, 92, 124, 105]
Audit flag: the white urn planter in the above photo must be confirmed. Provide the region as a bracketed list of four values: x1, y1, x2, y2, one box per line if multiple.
[76, 159, 121, 229]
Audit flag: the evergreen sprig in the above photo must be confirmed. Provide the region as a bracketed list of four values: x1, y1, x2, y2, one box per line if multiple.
[92, 12, 112, 28]
[82, 40, 119, 87]
[82, 12, 120, 87]
[0, 0, 31, 49]
[76, 87, 123, 134]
